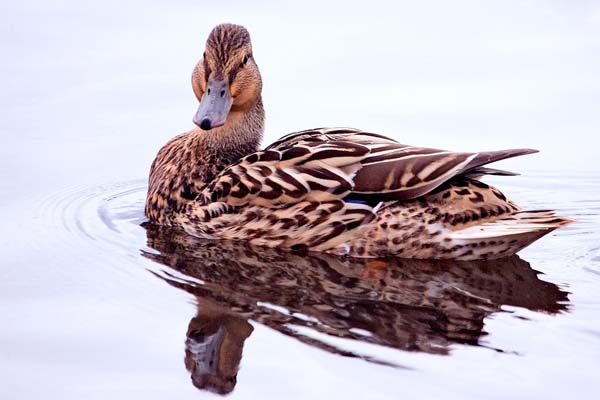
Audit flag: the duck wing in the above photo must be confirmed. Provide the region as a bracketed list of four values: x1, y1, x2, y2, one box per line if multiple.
[203, 127, 537, 206]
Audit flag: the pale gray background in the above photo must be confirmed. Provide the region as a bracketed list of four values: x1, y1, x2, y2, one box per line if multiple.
[1, 0, 599, 198]
[1, 1, 599, 399]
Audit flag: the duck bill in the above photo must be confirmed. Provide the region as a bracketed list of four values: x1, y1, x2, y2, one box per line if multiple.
[193, 78, 232, 130]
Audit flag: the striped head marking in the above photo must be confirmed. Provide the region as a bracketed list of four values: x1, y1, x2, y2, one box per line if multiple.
[192, 24, 262, 130]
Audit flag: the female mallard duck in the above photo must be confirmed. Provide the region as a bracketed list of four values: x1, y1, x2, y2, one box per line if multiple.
[146, 23, 571, 260]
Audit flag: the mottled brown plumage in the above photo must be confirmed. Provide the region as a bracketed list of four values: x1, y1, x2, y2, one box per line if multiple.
[146, 23, 264, 223]
[145, 23, 572, 260]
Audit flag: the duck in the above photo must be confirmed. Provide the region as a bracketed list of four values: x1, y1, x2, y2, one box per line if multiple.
[145, 23, 572, 260]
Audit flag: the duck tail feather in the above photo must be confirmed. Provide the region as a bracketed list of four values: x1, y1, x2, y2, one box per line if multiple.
[447, 210, 574, 259]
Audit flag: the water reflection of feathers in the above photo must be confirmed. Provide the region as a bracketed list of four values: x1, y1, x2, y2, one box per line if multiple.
[142, 224, 568, 394]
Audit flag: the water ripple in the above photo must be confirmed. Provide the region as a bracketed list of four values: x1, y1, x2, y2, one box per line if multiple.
[25, 173, 600, 396]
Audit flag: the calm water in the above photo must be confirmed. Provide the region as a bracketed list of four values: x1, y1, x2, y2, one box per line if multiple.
[1, 173, 599, 399]
[2, 1, 600, 398]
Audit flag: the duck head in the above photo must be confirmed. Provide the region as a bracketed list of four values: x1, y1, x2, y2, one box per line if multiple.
[192, 24, 263, 131]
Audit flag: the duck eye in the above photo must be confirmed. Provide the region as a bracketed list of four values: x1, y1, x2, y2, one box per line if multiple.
[242, 54, 250, 66]
[203, 51, 206, 59]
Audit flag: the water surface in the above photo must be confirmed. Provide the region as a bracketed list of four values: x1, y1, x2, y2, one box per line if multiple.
[2, 173, 599, 399]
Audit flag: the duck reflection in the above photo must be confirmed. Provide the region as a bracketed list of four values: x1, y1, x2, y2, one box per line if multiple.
[142, 224, 568, 395]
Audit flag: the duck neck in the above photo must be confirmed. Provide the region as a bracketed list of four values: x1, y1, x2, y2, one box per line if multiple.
[192, 97, 264, 167]
[146, 97, 264, 223]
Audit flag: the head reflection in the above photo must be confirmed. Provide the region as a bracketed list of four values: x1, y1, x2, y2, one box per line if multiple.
[143, 224, 568, 395]
[184, 299, 253, 395]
